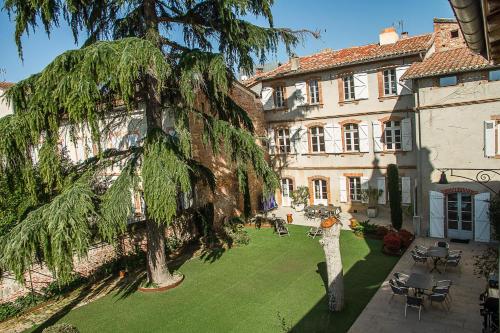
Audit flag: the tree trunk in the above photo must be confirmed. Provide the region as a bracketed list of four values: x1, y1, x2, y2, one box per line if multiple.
[319, 222, 344, 312]
[145, 218, 178, 285]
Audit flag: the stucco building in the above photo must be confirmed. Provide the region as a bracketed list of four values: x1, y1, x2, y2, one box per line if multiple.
[246, 19, 500, 242]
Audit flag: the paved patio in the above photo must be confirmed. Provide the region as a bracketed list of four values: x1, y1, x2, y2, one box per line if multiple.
[348, 237, 490, 333]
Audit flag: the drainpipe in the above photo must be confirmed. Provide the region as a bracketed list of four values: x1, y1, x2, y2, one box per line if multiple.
[448, 0, 486, 55]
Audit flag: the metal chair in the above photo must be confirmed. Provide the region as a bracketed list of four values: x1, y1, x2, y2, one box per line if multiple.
[444, 257, 461, 272]
[307, 227, 323, 239]
[405, 295, 424, 321]
[411, 251, 428, 266]
[435, 241, 449, 248]
[428, 292, 449, 311]
[389, 279, 408, 302]
[274, 219, 290, 237]
[393, 272, 410, 285]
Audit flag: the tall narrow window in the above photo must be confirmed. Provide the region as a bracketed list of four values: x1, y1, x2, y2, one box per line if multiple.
[274, 85, 286, 108]
[384, 120, 401, 150]
[310, 126, 325, 152]
[349, 177, 362, 201]
[276, 128, 291, 154]
[383, 69, 397, 95]
[309, 79, 320, 104]
[313, 179, 328, 200]
[344, 123, 359, 152]
[343, 75, 355, 100]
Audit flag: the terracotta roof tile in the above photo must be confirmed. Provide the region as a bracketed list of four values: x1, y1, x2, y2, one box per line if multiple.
[402, 47, 492, 79]
[0, 82, 14, 89]
[243, 34, 432, 86]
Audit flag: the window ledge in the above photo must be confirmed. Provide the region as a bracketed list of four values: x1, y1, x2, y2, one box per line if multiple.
[378, 150, 407, 155]
[303, 153, 329, 156]
[378, 95, 398, 101]
[265, 106, 288, 112]
[340, 152, 366, 156]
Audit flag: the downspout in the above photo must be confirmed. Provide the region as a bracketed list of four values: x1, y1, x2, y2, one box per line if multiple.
[414, 80, 424, 237]
[449, 0, 486, 55]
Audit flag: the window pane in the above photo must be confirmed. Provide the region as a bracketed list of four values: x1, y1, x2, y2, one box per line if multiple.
[439, 76, 457, 87]
[489, 70, 500, 81]
[448, 219, 458, 230]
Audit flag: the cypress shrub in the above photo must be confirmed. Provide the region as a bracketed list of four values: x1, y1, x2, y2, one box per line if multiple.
[387, 164, 403, 230]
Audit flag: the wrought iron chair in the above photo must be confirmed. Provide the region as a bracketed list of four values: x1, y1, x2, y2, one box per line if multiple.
[428, 292, 449, 311]
[405, 295, 424, 321]
[444, 257, 461, 273]
[393, 272, 410, 286]
[307, 227, 323, 239]
[411, 251, 428, 266]
[389, 279, 408, 302]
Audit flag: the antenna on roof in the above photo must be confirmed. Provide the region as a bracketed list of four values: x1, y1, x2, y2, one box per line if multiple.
[393, 20, 405, 34]
[0, 68, 6, 82]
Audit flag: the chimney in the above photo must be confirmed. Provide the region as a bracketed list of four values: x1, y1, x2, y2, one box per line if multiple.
[379, 27, 399, 45]
[290, 55, 300, 71]
[400, 31, 409, 39]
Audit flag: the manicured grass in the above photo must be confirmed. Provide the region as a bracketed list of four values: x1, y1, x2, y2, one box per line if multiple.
[29, 225, 399, 333]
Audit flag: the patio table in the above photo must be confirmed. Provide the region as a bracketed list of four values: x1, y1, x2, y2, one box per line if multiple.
[427, 246, 449, 274]
[406, 273, 433, 296]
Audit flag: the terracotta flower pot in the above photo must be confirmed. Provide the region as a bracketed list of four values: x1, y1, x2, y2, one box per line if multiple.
[119, 270, 127, 279]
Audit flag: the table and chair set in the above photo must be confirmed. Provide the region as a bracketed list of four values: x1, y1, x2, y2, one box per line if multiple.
[389, 241, 462, 320]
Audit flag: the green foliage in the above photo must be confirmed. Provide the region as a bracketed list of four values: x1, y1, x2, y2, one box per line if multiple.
[42, 323, 80, 333]
[387, 164, 402, 230]
[361, 186, 382, 208]
[291, 186, 309, 209]
[352, 220, 378, 237]
[0, 292, 46, 322]
[473, 246, 499, 278]
[223, 217, 250, 247]
[489, 193, 500, 240]
[1, 0, 310, 284]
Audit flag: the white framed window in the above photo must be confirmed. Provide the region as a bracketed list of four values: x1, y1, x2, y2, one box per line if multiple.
[274, 85, 286, 108]
[343, 76, 355, 100]
[309, 79, 320, 104]
[383, 69, 397, 95]
[343, 123, 360, 152]
[310, 126, 325, 152]
[276, 128, 291, 154]
[439, 75, 457, 87]
[313, 179, 328, 200]
[349, 177, 362, 202]
[384, 120, 402, 150]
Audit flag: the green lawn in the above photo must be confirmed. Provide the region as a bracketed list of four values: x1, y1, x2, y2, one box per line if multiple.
[29, 225, 398, 333]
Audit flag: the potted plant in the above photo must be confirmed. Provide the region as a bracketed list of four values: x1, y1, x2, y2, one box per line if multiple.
[361, 186, 382, 218]
[291, 186, 309, 211]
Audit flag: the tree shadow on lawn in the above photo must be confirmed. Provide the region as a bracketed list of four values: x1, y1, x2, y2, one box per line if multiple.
[290, 236, 398, 333]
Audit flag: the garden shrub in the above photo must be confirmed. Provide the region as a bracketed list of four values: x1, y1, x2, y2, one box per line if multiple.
[352, 220, 378, 237]
[291, 186, 309, 209]
[222, 217, 250, 247]
[383, 232, 402, 253]
[375, 225, 390, 239]
[387, 164, 403, 230]
[0, 292, 46, 322]
[397, 229, 414, 248]
[42, 323, 79, 333]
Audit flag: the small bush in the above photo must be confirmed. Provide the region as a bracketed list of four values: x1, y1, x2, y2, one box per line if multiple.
[398, 229, 414, 248]
[0, 292, 46, 322]
[222, 217, 250, 247]
[352, 220, 378, 237]
[383, 232, 402, 252]
[375, 225, 390, 239]
[42, 323, 79, 333]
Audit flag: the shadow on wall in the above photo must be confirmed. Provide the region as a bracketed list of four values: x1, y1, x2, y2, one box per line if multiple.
[290, 234, 399, 332]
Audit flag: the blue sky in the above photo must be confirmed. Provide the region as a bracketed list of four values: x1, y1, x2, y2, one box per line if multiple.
[0, 0, 454, 82]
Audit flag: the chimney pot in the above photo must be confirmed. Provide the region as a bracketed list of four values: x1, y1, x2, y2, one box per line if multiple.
[290, 56, 300, 71]
[379, 27, 399, 45]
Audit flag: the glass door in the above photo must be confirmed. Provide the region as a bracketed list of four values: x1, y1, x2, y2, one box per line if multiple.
[447, 193, 473, 240]
[281, 178, 293, 207]
[313, 179, 328, 206]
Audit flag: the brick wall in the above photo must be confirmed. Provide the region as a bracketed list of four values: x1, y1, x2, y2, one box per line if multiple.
[190, 83, 266, 227]
[433, 19, 467, 52]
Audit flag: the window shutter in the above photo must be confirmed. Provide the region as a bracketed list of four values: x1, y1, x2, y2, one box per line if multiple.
[290, 125, 300, 154]
[299, 126, 309, 154]
[372, 121, 383, 152]
[402, 117, 413, 151]
[359, 122, 370, 152]
[377, 70, 384, 98]
[361, 177, 369, 203]
[333, 123, 343, 153]
[261, 87, 274, 110]
[401, 177, 411, 204]
[396, 65, 412, 95]
[353, 72, 369, 99]
[339, 176, 347, 203]
[324, 123, 335, 153]
[429, 191, 445, 238]
[294, 82, 307, 107]
[268, 128, 276, 154]
[337, 78, 344, 103]
[484, 120, 495, 157]
[474, 192, 491, 242]
[377, 177, 386, 204]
